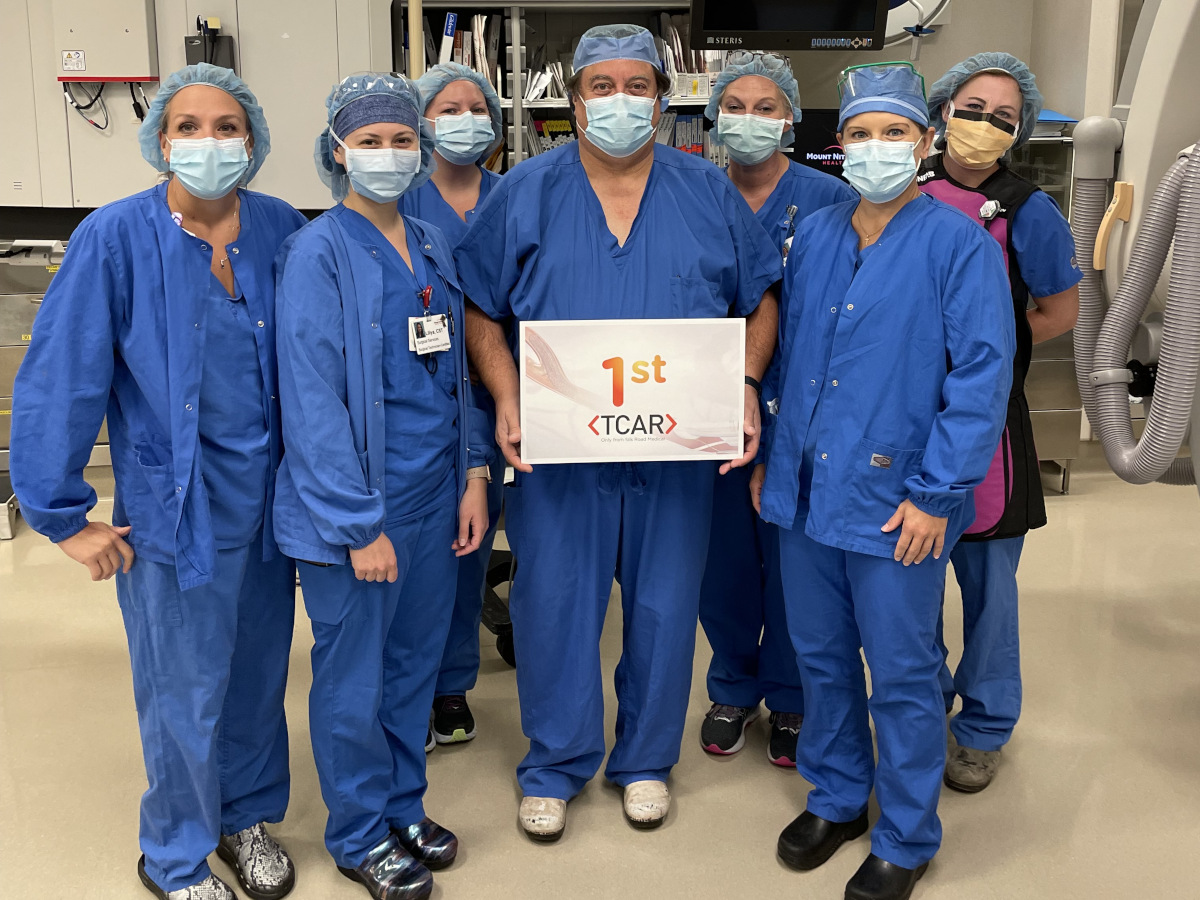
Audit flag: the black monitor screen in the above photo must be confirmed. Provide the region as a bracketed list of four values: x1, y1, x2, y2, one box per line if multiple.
[791, 109, 848, 179]
[703, 0, 880, 32]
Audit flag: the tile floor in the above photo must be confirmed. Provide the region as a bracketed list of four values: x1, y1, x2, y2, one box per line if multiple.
[2, 447, 1199, 899]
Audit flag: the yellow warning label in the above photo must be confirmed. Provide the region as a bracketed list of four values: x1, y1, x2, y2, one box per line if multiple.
[21, 333, 32, 342]
[46, 265, 60, 273]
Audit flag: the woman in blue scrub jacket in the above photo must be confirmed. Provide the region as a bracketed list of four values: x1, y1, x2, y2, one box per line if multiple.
[697, 50, 856, 767]
[921, 53, 1080, 794]
[759, 63, 1014, 900]
[273, 73, 491, 900]
[10, 64, 304, 900]
[404, 62, 506, 748]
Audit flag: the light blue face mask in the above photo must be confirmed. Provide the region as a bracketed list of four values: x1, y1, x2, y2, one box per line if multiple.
[841, 139, 920, 204]
[582, 93, 656, 158]
[168, 137, 250, 200]
[333, 130, 422, 203]
[432, 111, 495, 165]
[718, 113, 787, 166]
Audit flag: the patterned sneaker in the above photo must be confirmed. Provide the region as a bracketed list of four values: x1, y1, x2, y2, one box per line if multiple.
[431, 695, 477, 744]
[767, 711, 804, 767]
[216, 823, 296, 900]
[699, 703, 760, 755]
[137, 856, 237, 900]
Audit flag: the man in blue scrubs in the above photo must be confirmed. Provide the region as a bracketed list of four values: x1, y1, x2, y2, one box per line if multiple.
[457, 24, 781, 841]
[11, 64, 303, 900]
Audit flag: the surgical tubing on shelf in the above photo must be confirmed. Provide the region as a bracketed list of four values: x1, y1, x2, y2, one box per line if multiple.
[1074, 151, 1199, 485]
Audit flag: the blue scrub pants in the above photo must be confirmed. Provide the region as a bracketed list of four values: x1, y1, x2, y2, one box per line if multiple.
[504, 461, 714, 799]
[779, 525, 946, 869]
[937, 536, 1024, 752]
[115, 536, 294, 892]
[435, 455, 506, 696]
[699, 465, 804, 713]
[299, 506, 457, 869]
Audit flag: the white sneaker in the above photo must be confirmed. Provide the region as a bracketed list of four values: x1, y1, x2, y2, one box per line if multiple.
[623, 780, 670, 829]
[519, 796, 567, 842]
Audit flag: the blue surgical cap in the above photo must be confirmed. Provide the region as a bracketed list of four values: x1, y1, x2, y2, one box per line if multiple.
[705, 51, 802, 149]
[928, 52, 1044, 148]
[837, 62, 929, 133]
[416, 62, 504, 157]
[314, 72, 436, 202]
[573, 24, 661, 73]
[138, 62, 271, 183]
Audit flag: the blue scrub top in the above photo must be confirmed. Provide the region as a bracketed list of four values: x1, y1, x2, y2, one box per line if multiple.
[273, 208, 492, 565]
[754, 160, 857, 462]
[339, 209, 458, 526]
[199, 279, 271, 548]
[401, 168, 504, 427]
[454, 142, 781, 325]
[1010, 189, 1083, 298]
[759, 194, 1015, 558]
[10, 184, 306, 590]
[757, 159, 857, 258]
[400, 168, 501, 247]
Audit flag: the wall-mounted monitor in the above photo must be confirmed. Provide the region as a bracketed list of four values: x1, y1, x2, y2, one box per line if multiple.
[689, 0, 890, 52]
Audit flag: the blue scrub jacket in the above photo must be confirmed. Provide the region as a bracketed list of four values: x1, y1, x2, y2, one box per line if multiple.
[273, 208, 492, 565]
[11, 183, 307, 590]
[760, 194, 1015, 557]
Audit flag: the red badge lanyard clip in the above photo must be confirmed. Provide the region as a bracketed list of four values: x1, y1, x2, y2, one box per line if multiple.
[420, 285, 433, 314]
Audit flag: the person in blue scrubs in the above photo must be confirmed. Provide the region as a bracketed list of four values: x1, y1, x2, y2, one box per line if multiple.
[759, 63, 1014, 900]
[458, 24, 781, 841]
[274, 73, 491, 900]
[405, 62, 506, 747]
[921, 53, 1081, 794]
[697, 50, 856, 767]
[10, 64, 303, 900]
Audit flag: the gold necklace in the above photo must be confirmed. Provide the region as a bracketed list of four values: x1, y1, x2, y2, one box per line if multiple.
[218, 198, 242, 269]
[852, 212, 886, 246]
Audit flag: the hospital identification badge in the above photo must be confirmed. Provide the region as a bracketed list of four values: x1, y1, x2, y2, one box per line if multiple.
[518, 318, 745, 465]
[409, 315, 451, 355]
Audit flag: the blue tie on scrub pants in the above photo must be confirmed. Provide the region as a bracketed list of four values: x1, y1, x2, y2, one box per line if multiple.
[453, 141, 781, 799]
[698, 159, 855, 719]
[275, 206, 484, 868]
[760, 194, 1013, 869]
[9, 183, 305, 892]
[401, 169, 506, 697]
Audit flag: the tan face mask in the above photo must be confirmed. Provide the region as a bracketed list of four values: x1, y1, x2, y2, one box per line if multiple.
[944, 102, 1017, 169]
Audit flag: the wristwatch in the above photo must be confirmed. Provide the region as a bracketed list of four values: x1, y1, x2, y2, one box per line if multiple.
[466, 466, 492, 482]
[745, 375, 762, 395]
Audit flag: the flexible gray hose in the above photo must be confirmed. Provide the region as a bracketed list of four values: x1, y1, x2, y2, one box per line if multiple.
[1074, 151, 1200, 485]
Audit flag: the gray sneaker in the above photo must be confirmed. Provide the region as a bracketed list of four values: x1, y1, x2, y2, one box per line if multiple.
[138, 857, 237, 900]
[217, 823, 296, 900]
[944, 744, 1001, 793]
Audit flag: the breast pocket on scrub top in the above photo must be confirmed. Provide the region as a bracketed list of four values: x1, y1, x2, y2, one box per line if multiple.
[670, 276, 728, 318]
